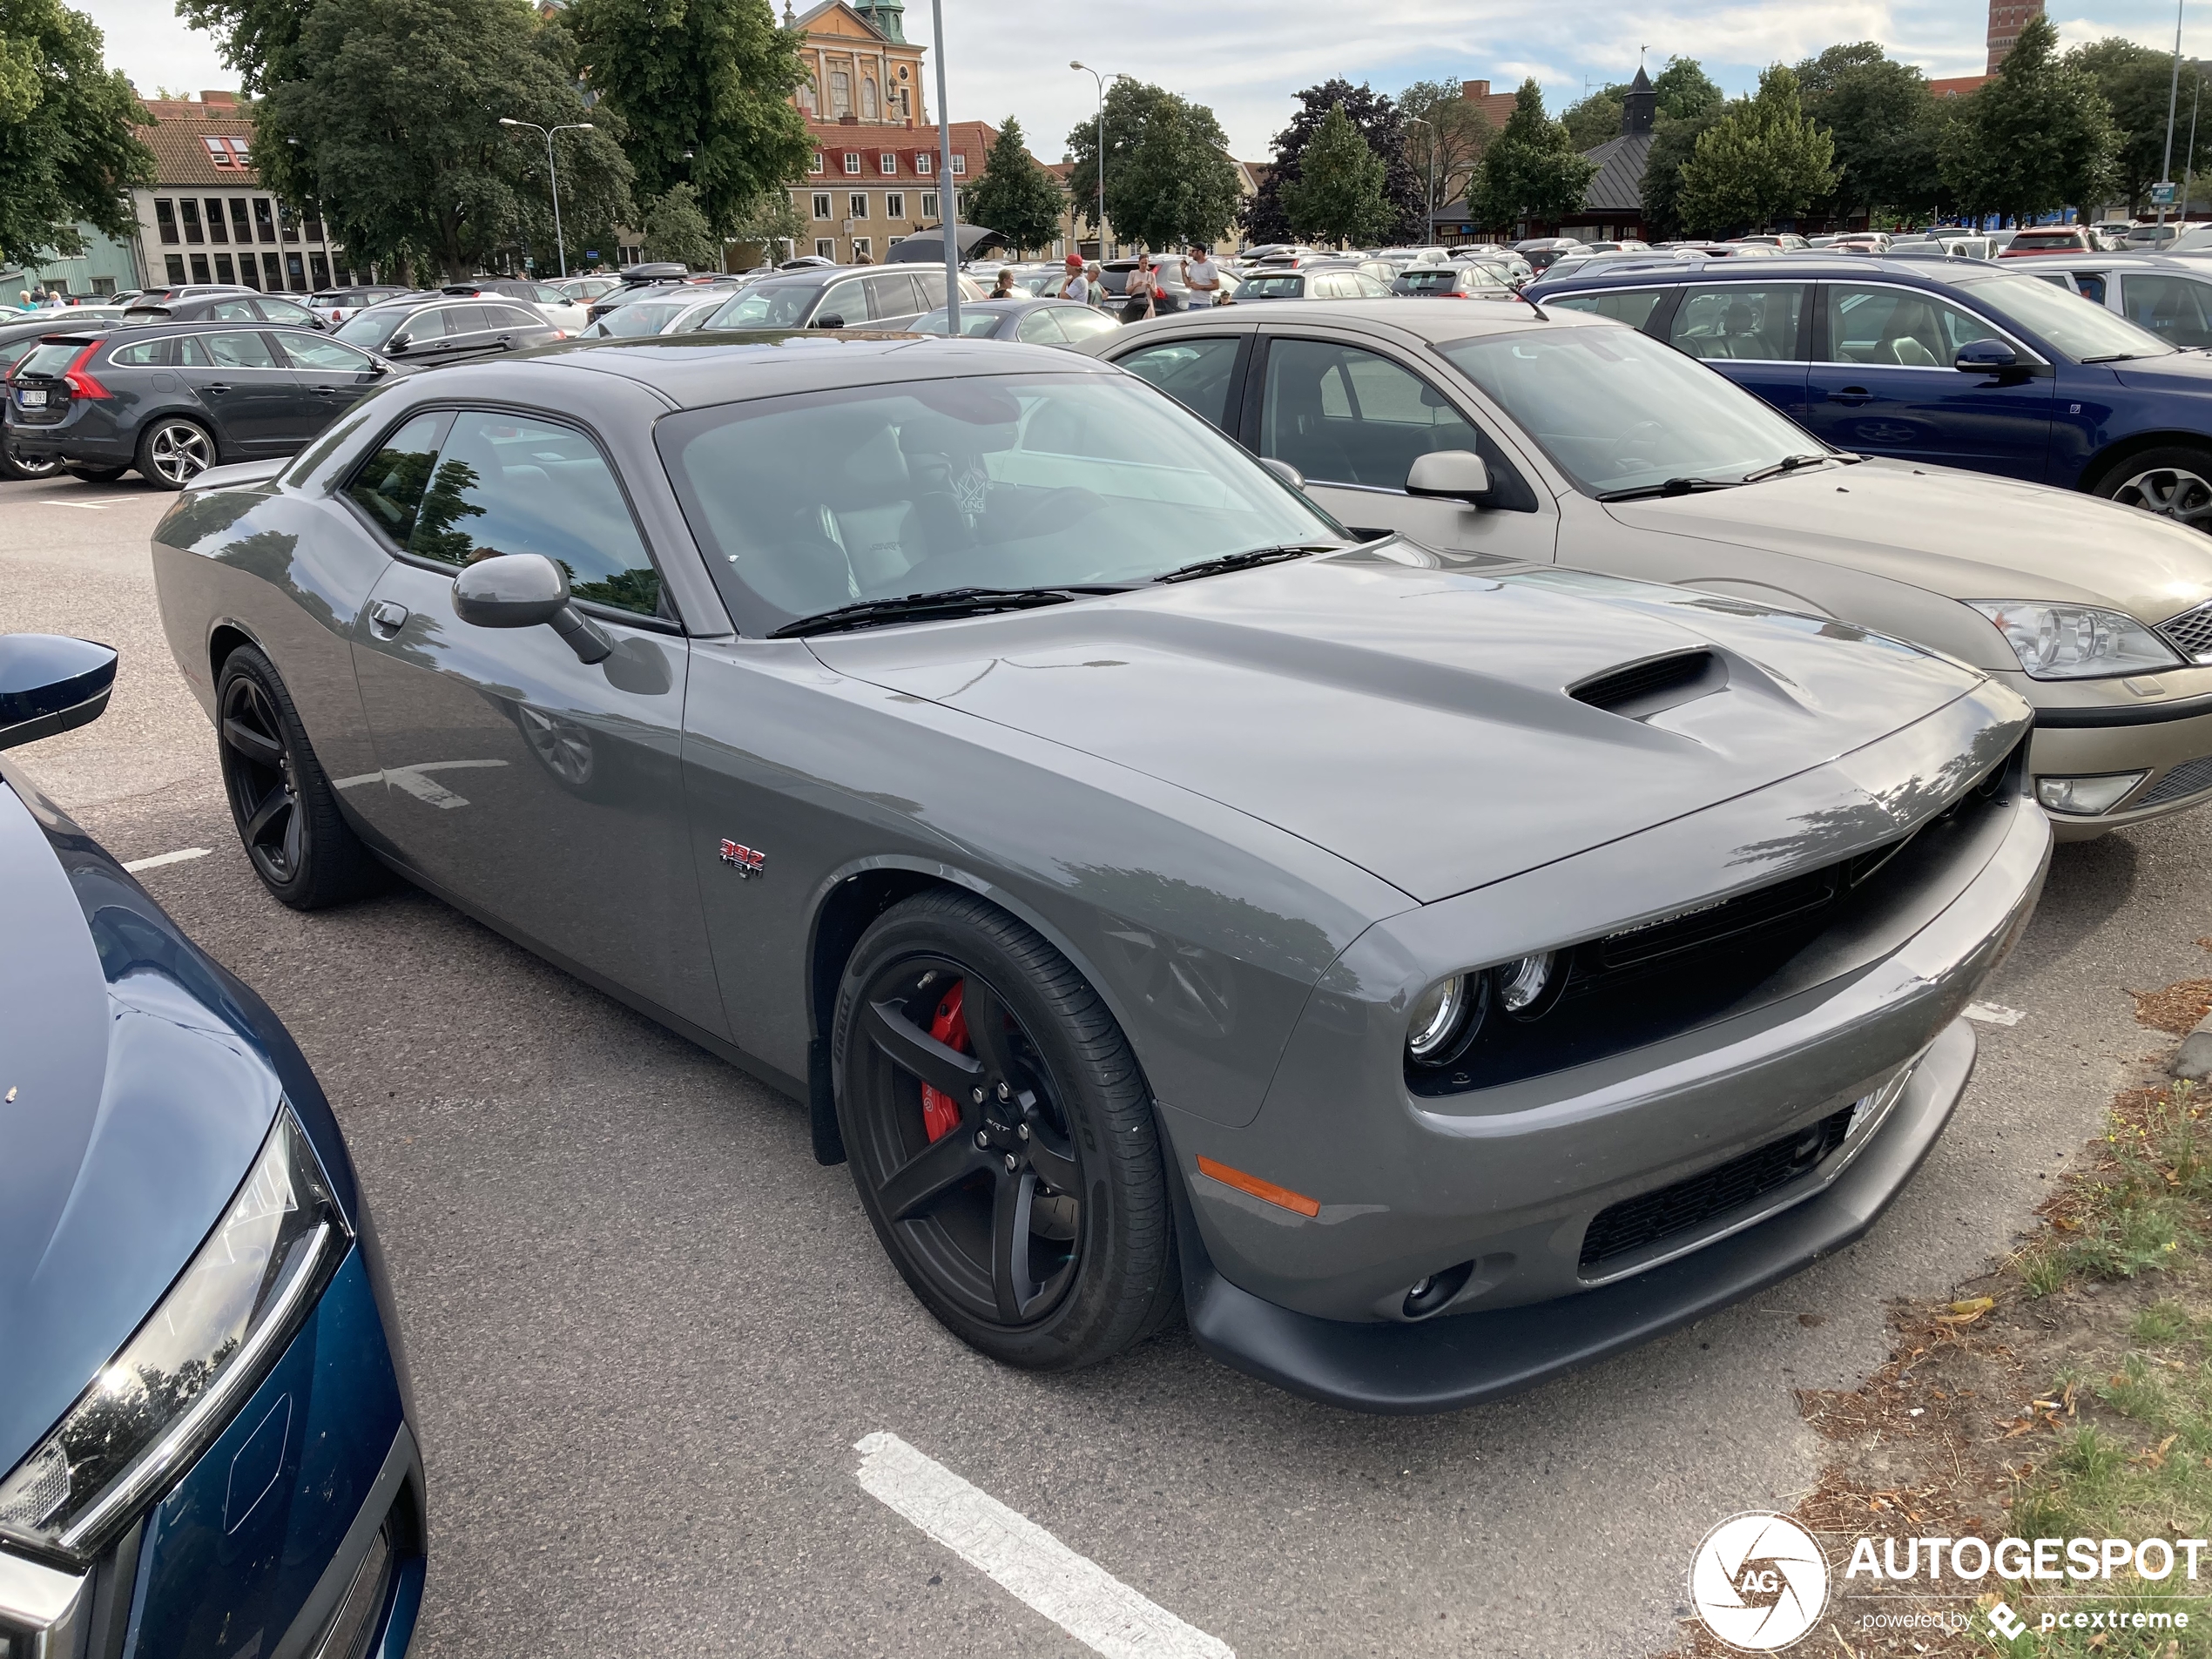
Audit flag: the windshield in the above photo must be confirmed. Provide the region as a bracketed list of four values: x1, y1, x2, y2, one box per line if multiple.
[704, 283, 823, 330]
[658, 372, 1345, 634]
[591, 300, 693, 337]
[1436, 326, 1824, 497]
[334, 306, 412, 348]
[1956, 273, 2177, 361]
[1240, 274, 1304, 298]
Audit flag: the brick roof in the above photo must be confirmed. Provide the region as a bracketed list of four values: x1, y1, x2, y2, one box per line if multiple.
[133, 94, 263, 187]
[805, 118, 1002, 178]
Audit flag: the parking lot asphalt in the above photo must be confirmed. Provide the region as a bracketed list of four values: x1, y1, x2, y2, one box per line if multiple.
[5, 469, 2208, 1656]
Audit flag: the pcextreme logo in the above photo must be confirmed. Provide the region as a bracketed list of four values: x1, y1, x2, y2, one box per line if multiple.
[1690, 1512, 1831, 1651]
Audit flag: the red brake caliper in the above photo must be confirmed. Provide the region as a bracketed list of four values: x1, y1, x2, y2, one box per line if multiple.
[921, 979, 968, 1143]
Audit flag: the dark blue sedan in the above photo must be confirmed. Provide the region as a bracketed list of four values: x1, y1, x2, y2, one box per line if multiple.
[1528, 256, 2212, 529]
[0, 637, 423, 1658]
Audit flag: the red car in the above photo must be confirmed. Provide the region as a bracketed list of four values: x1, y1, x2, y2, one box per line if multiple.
[2003, 226, 2096, 257]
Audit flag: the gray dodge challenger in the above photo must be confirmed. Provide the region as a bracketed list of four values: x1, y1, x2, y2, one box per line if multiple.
[149, 333, 2049, 1412]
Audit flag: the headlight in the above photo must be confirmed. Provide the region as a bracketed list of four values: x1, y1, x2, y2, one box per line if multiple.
[0, 1108, 349, 1564]
[1966, 601, 2182, 678]
[1406, 972, 1486, 1066]
[1496, 952, 1561, 1018]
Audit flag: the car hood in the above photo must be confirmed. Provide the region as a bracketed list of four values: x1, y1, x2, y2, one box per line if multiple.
[0, 772, 280, 1472]
[1602, 457, 2212, 624]
[809, 545, 2015, 903]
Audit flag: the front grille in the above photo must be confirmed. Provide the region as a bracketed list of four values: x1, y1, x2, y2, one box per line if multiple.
[1596, 862, 1840, 970]
[2159, 599, 2212, 664]
[1579, 1104, 1857, 1271]
[2135, 753, 2212, 809]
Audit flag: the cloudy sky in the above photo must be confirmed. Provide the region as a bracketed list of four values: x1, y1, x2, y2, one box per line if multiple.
[81, 0, 2211, 158]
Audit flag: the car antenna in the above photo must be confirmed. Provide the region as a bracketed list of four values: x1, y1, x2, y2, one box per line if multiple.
[1520, 288, 1548, 321]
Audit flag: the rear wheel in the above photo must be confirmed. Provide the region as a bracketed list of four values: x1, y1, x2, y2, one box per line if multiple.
[2096, 445, 2212, 531]
[1, 443, 60, 481]
[136, 417, 216, 490]
[64, 463, 126, 483]
[217, 645, 384, 908]
[833, 890, 1177, 1370]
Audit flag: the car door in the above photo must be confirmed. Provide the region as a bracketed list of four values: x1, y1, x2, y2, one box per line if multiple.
[1244, 333, 1557, 557]
[386, 304, 450, 362]
[1111, 334, 1253, 435]
[172, 329, 311, 453]
[340, 406, 722, 1032]
[1801, 280, 2054, 479]
[272, 331, 385, 424]
[864, 271, 926, 328]
[1662, 281, 1811, 419]
[812, 277, 872, 328]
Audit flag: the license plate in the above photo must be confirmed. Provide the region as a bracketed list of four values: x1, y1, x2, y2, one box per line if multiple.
[16, 388, 45, 408]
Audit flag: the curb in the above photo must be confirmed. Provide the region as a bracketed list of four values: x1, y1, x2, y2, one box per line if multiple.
[2173, 1009, 2212, 1081]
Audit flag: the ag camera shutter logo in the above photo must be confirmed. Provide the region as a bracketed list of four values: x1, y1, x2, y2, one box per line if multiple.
[1690, 1512, 1831, 1651]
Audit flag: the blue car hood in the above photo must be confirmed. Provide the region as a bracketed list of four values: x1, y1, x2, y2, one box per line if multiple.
[0, 772, 280, 1471]
[2109, 353, 2212, 395]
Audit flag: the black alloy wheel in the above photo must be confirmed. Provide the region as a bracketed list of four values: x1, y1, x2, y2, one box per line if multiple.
[835, 891, 1178, 1370]
[2100, 445, 2212, 532]
[216, 646, 383, 908]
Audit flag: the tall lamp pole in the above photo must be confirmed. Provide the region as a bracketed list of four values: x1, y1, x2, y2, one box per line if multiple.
[1406, 114, 1436, 239]
[2161, 0, 2187, 232]
[930, 0, 960, 333]
[1072, 62, 1108, 260]
[2184, 73, 2205, 223]
[499, 118, 593, 278]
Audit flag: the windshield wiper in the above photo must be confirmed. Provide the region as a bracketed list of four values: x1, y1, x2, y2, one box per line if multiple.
[2080, 351, 2148, 364]
[770, 586, 1107, 638]
[1739, 453, 1835, 484]
[1594, 477, 1743, 502]
[1152, 543, 1340, 584]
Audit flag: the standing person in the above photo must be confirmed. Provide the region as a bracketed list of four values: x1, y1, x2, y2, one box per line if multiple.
[1186, 242, 1222, 307]
[1056, 252, 1089, 303]
[1153, 248, 1188, 314]
[1119, 253, 1156, 324]
[991, 267, 1017, 299]
[1083, 261, 1103, 307]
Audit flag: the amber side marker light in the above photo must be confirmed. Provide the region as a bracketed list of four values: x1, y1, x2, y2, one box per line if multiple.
[1195, 1155, 1320, 1217]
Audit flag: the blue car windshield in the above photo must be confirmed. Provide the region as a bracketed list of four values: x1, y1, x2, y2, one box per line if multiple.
[657, 370, 1345, 633]
[1952, 272, 2177, 361]
[1437, 326, 1821, 497]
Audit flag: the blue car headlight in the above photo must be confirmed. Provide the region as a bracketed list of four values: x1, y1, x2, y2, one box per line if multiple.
[0, 1107, 350, 1565]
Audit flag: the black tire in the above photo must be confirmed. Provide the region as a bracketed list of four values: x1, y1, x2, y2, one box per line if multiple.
[1, 442, 60, 481]
[64, 463, 127, 483]
[135, 416, 217, 490]
[833, 889, 1178, 1370]
[216, 645, 384, 909]
[2094, 445, 2212, 532]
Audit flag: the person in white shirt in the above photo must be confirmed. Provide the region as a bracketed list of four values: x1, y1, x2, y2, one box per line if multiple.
[1185, 244, 1221, 307]
[1056, 252, 1089, 304]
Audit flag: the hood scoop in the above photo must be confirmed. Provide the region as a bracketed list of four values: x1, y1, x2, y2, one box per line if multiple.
[1568, 649, 1727, 721]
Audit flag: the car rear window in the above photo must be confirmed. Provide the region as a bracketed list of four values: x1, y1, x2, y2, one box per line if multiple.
[13, 342, 85, 377]
[1400, 270, 1458, 292]
[1240, 274, 1304, 297]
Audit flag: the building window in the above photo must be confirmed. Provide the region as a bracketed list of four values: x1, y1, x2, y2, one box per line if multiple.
[91, 277, 115, 296]
[311, 252, 331, 286]
[886, 192, 904, 219]
[190, 253, 211, 283]
[164, 253, 186, 284]
[950, 153, 966, 175]
[262, 251, 283, 287]
[798, 83, 817, 116]
[915, 152, 933, 175]
[214, 253, 235, 283]
[203, 199, 227, 242]
[229, 199, 251, 241]
[254, 199, 277, 243]
[852, 237, 871, 260]
[813, 192, 833, 219]
[286, 251, 306, 290]
[201, 135, 233, 168]
[862, 77, 878, 119]
[179, 199, 204, 243]
[227, 136, 250, 165]
[880, 152, 897, 174]
[280, 202, 300, 242]
[830, 70, 851, 118]
[815, 237, 836, 260]
[843, 152, 860, 174]
[849, 192, 868, 219]
[810, 151, 824, 173]
[155, 198, 179, 245]
[920, 192, 938, 219]
[305, 211, 324, 242]
[238, 252, 260, 290]
[895, 87, 910, 118]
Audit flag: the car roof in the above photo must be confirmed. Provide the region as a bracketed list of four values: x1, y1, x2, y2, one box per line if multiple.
[1108, 296, 1600, 347]
[1531, 255, 2013, 289]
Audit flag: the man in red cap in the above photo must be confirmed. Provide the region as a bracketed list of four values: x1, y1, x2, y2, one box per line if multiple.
[1056, 252, 1089, 305]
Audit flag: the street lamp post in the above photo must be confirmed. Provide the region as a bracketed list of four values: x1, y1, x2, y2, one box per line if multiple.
[1071, 63, 1108, 261]
[2161, 0, 2188, 232]
[498, 118, 593, 278]
[1406, 114, 1437, 239]
[931, 0, 959, 333]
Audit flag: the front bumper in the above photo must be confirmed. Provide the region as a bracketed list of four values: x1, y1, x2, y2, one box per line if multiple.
[2027, 698, 2212, 839]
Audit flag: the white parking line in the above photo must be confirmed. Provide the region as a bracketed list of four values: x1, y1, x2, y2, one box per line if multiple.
[1964, 1001, 2027, 1027]
[121, 846, 211, 872]
[853, 1432, 1233, 1659]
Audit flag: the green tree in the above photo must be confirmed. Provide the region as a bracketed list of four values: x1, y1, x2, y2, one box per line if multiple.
[1639, 109, 1719, 239]
[253, 0, 635, 281]
[1244, 79, 1425, 244]
[1063, 79, 1240, 251]
[1676, 64, 1837, 235]
[642, 181, 718, 266]
[1795, 43, 1944, 223]
[1940, 15, 2116, 224]
[965, 117, 1062, 254]
[1561, 85, 1626, 152]
[174, 0, 312, 92]
[0, 0, 154, 266]
[1279, 103, 1391, 246]
[2070, 37, 2206, 214]
[566, 0, 810, 238]
[1651, 57, 1725, 121]
[1397, 78, 1491, 220]
[1469, 79, 1595, 233]
[729, 187, 805, 261]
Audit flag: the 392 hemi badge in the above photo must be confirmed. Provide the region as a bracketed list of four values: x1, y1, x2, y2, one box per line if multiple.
[718, 839, 766, 878]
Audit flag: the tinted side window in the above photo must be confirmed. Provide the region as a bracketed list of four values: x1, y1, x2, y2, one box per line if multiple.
[1824, 284, 2000, 365]
[1548, 288, 1667, 329]
[1016, 308, 1066, 345]
[208, 299, 259, 320]
[107, 339, 170, 367]
[396, 307, 448, 342]
[438, 305, 490, 334]
[911, 268, 952, 307]
[489, 305, 540, 330]
[280, 334, 374, 371]
[407, 412, 663, 616]
[1667, 283, 1807, 361]
[1116, 336, 1241, 432]
[205, 331, 280, 368]
[2121, 273, 2212, 347]
[1259, 339, 1480, 489]
[866, 272, 922, 318]
[344, 411, 448, 543]
[256, 297, 316, 325]
[818, 279, 869, 324]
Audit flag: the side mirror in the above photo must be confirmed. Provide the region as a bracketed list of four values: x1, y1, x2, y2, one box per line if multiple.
[386, 335, 409, 354]
[451, 553, 612, 664]
[815, 313, 846, 329]
[1955, 339, 2020, 374]
[0, 634, 117, 751]
[1259, 457, 1305, 490]
[367, 360, 389, 377]
[1406, 448, 1493, 503]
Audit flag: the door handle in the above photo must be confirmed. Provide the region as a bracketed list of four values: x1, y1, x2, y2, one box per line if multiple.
[1831, 387, 1873, 405]
[204, 382, 233, 395]
[368, 600, 409, 637]
[310, 385, 343, 394]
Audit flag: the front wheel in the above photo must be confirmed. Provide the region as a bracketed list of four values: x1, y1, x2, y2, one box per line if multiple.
[217, 646, 384, 908]
[136, 417, 216, 489]
[2096, 446, 2212, 531]
[833, 890, 1178, 1371]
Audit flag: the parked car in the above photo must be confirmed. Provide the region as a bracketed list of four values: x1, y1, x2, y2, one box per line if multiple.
[1512, 238, 1593, 273]
[1979, 252, 2212, 348]
[4, 320, 401, 488]
[2002, 226, 2097, 258]
[907, 296, 1122, 346]
[1086, 298, 2212, 838]
[584, 276, 740, 327]
[148, 334, 2043, 1412]
[331, 293, 563, 366]
[555, 274, 624, 302]
[308, 286, 412, 327]
[695, 266, 980, 331]
[123, 291, 328, 330]
[577, 290, 732, 338]
[1391, 264, 1515, 300]
[1233, 264, 1395, 301]
[1730, 233, 1811, 251]
[0, 632, 425, 1659]
[1883, 233, 1994, 261]
[0, 318, 121, 480]
[2128, 223, 2184, 250]
[443, 278, 587, 335]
